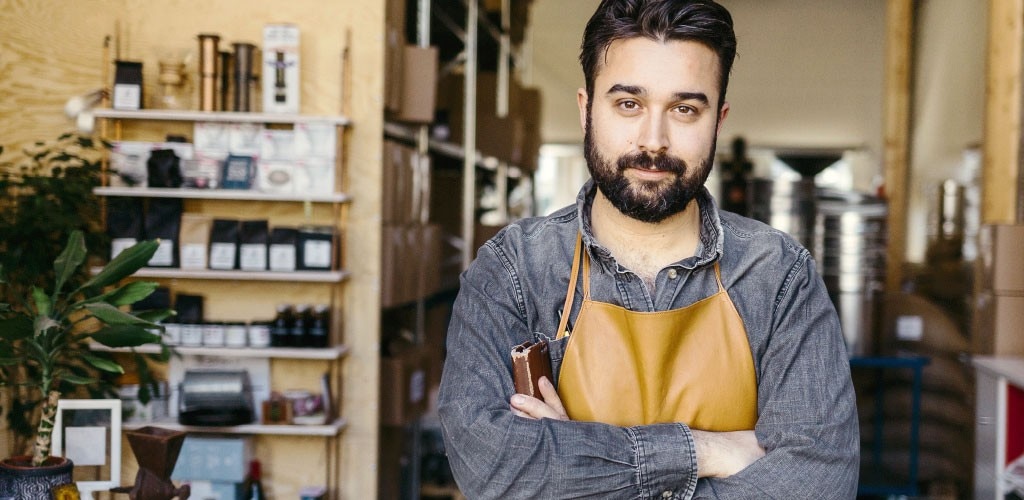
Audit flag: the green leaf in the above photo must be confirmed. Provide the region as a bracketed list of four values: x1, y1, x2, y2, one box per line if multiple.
[78, 239, 159, 292]
[84, 303, 159, 327]
[100, 281, 158, 307]
[31, 287, 51, 317]
[82, 353, 125, 374]
[89, 324, 161, 348]
[53, 230, 87, 296]
[61, 373, 98, 385]
[132, 308, 176, 324]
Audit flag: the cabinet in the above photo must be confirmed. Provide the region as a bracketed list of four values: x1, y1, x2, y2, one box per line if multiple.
[972, 356, 1024, 499]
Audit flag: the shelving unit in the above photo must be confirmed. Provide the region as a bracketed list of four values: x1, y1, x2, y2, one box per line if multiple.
[92, 344, 350, 360]
[93, 108, 351, 126]
[94, 186, 351, 203]
[122, 418, 348, 436]
[378, 1, 537, 498]
[3, 2, 384, 498]
[94, 74, 355, 496]
[91, 267, 350, 283]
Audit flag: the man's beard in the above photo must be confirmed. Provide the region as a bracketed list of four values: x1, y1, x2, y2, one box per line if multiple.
[583, 112, 717, 224]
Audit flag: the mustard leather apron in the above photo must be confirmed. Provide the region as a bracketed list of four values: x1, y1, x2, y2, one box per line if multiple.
[555, 233, 757, 431]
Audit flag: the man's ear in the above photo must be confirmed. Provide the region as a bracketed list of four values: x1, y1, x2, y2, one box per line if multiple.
[716, 102, 730, 135]
[577, 88, 589, 132]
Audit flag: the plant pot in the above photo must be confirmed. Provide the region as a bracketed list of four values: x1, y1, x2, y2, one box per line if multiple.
[0, 455, 74, 500]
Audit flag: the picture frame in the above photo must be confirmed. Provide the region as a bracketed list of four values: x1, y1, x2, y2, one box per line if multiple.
[51, 399, 122, 498]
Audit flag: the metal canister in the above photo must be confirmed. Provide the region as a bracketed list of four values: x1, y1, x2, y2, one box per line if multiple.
[197, 33, 221, 111]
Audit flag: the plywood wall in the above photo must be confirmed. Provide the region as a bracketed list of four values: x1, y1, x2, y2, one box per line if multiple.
[0, 1, 384, 498]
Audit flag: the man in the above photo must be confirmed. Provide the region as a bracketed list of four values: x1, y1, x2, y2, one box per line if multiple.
[437, 1, 859, 498]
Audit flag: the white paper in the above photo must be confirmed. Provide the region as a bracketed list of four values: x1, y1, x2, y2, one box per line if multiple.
[65, 426, 107, 466]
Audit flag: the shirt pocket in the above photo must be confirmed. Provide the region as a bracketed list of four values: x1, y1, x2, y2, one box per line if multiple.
[533, 332, 570, 386]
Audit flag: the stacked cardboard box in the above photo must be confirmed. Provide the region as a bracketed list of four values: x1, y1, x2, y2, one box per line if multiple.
[437, 71, 543, 172]
[972, 224, 1024, 355]
[384, 0, 439, 124]
[379, 346, 428, 426]
[381, 140, 444, 308]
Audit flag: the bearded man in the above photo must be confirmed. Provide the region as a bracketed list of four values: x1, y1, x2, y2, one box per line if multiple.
[437, 1, 859, 498]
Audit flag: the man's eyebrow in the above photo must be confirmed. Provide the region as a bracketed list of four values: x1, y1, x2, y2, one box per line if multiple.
[673, 92, 709, 105]
[606, 84, 645, 96]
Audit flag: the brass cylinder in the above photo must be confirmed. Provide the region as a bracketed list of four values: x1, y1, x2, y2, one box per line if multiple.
[232, 42, 256, 112]
[197, 33, 220, 111]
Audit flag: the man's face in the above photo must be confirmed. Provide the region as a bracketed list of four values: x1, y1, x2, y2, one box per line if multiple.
[579, 37, 729, 223]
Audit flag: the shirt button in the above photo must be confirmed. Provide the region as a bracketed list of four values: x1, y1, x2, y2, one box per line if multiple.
[662, 491, 673, 498]
[667, 269, 678, 279]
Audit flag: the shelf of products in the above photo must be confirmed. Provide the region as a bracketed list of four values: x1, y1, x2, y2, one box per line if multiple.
[96, 55, 353, 493]
[93, 108, 351, 126]
[122, 417, 348, 437]
[94, 186, 352, 203]
[92, 343, 349, 360]
[90, 267, 350, 283]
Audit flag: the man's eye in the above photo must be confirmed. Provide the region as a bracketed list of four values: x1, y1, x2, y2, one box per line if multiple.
[619, 101, 639, 110]
[675, 105, 696, 115]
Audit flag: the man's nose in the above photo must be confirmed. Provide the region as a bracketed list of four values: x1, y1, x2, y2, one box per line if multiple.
[637, 112, 669, 154]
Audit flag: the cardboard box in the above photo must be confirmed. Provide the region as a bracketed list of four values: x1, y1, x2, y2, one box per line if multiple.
[395, 45, 439, 123]
[977, 224, 1024, 294]
[380, 347, 427, 426]
[263, 24, 300, 114]
[172, 435, 252, 482]
[973, 292, 1024, 355]
[384, 0, 406, 112]
[419, 223, 443, 298]
[382, 140, 417, 225]
[381, 224, 418, 307]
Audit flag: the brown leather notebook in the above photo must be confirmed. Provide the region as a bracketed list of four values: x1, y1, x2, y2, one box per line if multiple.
[511, 340, 553, 401]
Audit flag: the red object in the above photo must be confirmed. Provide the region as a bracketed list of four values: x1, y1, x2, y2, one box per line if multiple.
[1007, 384, 1024, 465]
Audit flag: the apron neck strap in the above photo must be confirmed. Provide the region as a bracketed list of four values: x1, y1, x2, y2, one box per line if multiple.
[557, 232, 584, 339]
[713, 261, 725, 293]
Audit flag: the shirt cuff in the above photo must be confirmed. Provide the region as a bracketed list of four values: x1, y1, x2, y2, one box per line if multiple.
[628, 423, 697, 499]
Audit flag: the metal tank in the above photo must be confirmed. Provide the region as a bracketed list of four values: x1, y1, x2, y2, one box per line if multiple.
[816, 192, 888, 356]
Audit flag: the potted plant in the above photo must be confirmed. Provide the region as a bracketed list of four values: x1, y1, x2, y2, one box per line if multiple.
[0, 230, 171, 498]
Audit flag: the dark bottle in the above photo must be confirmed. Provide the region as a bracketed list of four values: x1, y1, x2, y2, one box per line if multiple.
[308, 304, 330, 348]
[270, 304, 294, 347]
[291, 304, 311, 347]
[242, 459, 266, 500]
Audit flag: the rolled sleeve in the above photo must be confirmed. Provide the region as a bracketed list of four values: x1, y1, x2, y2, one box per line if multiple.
[630, 423, 698, 499]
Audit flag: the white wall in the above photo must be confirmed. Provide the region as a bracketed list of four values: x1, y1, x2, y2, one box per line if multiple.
[906, 0, 986, 262]
[525, 0, 987, 263]
[527, 0, 886, 166]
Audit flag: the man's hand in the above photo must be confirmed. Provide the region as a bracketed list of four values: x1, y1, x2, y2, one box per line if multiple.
[509, 377, 569, 421]
[692, 429, 765, 478]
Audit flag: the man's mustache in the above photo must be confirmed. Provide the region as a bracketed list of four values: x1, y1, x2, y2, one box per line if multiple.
[617, 151, 686, 174]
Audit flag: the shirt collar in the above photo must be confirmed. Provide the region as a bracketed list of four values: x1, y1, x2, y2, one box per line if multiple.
[575, 179, 723, 271]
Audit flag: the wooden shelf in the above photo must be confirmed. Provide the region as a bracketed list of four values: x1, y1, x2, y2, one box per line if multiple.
[90, 267, 349, 283]
[122, 417, 348, 437]
[92, 343, 349, 360]
[383, 121, 515, 174]
[94, 186, 351, 203]
[94, 108, 351, 126]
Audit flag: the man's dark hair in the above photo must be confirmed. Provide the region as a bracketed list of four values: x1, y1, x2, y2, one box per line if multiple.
[580, 0, 737, 108]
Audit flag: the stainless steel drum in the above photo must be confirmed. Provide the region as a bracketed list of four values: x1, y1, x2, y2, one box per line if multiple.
[816, 194, 888, 356]
[749, 177, 819, 250]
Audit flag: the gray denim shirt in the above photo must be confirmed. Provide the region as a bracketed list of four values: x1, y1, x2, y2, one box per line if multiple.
[438, 180, 859, 499]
